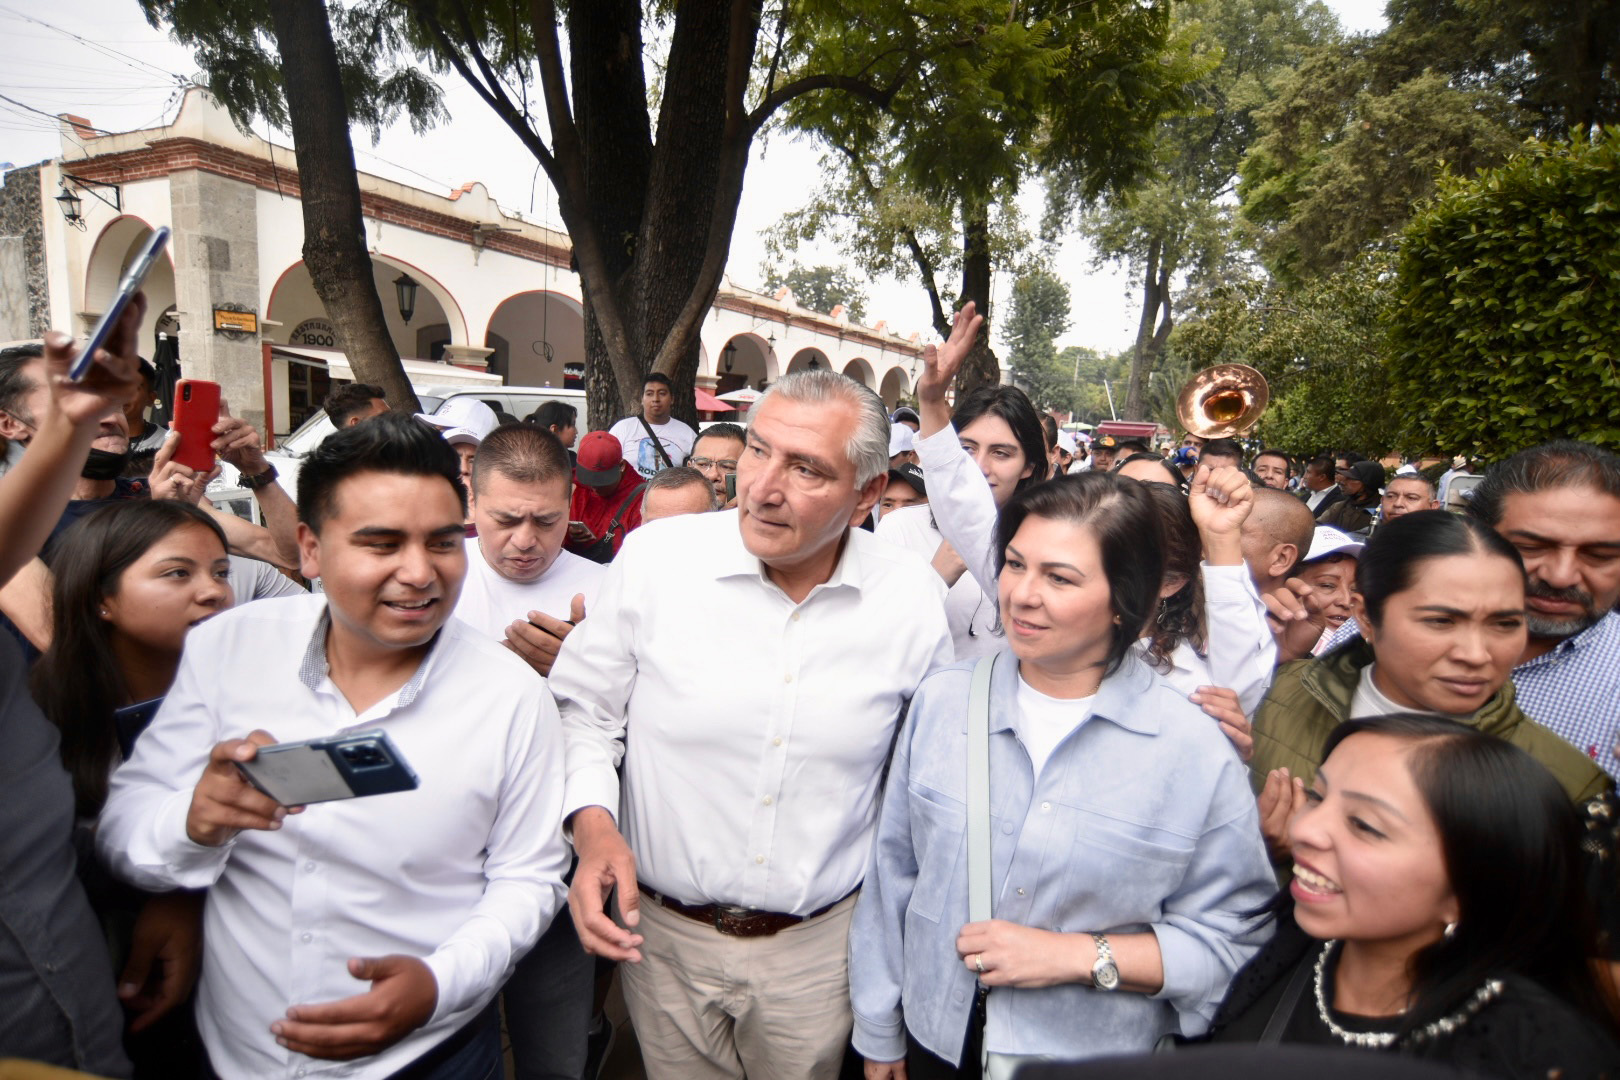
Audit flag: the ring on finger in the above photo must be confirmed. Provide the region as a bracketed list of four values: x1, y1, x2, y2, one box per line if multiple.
[973, 953, 985, 974]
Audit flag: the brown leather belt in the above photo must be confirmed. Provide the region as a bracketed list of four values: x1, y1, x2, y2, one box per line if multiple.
[638, 883, 852, 938]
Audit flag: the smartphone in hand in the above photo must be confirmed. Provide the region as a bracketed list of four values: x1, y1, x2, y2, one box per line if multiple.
[235, 730, 419, 806]
[73, 226, 170, 381]
[170, 379, 221, 472]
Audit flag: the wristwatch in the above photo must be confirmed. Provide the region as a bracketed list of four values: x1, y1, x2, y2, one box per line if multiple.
[239, 463, 280, 490]
[1090, 932, 1120, 991]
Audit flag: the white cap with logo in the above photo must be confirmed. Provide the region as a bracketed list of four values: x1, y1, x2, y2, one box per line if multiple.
[416, 396, 499, 448]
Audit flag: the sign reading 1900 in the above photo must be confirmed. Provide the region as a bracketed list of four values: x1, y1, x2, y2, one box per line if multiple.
[290, 318, 340, 348]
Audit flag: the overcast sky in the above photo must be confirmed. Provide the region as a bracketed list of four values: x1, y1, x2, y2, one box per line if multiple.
[0, 0, 1388, 353]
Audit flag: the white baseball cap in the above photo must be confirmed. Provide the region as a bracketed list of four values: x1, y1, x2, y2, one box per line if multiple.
[1304, 525, 1364, 564]
[889, 423, 915, 457]
[416, 396, 498, 448]
[1056, 430, 1077, 454]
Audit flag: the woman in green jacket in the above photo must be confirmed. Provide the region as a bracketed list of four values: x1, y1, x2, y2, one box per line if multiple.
[1251, 511, 1610, 855]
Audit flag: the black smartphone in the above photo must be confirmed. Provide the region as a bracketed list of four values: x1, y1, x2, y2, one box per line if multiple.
[236, 730, 419, 806]
[724, 473, 737, 501]
[74, 226, 170, 381]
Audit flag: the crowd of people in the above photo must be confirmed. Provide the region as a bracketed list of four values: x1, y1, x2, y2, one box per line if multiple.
[0, 293, 1617, 1080]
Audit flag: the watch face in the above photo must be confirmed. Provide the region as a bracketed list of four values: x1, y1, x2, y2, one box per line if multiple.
[1094, 962, 1120, 991]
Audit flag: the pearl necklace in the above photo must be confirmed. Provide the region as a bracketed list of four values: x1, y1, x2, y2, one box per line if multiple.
[1312, 941, 1505, 1048]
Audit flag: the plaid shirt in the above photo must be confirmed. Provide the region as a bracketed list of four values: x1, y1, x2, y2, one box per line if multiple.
[1317, 612, 1620, 778]
[1513, 612, 1620, 778]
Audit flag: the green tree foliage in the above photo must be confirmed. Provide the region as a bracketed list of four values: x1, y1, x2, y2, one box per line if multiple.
[1062, 347, 1134, 424]
[774, 0, 1196, 395]
[1003, 267, 1074, 411]
[1235, 0, 1618, 284]
[1238, 47, 1525, 282]
[150, 0, 1057, 424]
[759, 264, 868, 322]
[1074, 0, 1338, 418]
[1387, 132, 1620, 455]
[1169, 254, 1400, 454]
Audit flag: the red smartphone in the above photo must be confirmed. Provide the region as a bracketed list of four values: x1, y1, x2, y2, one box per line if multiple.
[171, 379, 221, 472]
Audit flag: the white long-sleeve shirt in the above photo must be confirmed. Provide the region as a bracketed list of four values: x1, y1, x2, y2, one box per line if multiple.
[916, 424, 1274, 714]
[98, 594, 569, 1080]
[549, 509, 953, 916]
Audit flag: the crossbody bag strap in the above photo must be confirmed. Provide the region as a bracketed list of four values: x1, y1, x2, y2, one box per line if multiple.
[605, 483, 648, 540]
[967, 652, 998, 925]
[1259, 953, 1315, 1044]
[636, 415, 676, 470]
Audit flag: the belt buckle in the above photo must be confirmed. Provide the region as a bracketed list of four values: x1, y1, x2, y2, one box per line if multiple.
[714, 904, 754, 936]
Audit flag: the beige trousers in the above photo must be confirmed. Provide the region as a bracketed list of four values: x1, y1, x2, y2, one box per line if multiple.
[619, 893, 857, 1080]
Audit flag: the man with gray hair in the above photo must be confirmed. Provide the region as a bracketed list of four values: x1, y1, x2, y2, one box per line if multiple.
[549, 370, 952, 1080]
[640, 464, 719, 523]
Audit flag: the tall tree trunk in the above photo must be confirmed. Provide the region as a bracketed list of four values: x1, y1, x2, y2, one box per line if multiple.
[956, 204, 1000, 396]
[1124, 238, 1172, 420]
[268, 0, 418, 412]
[571, 0, 654, 430]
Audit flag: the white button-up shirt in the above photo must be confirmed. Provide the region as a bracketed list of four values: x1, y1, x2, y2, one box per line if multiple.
[550, 508, 953, 915]
[97, 594, 569, 1080]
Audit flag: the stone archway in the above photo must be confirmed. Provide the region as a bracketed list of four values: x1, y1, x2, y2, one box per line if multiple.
[484, 291, 586, 388]
[841, 356, 876, 390]
[84, 215, 175, 355]
[714, 332, 776, 394]
[787, 347, 831, 374]
[879, 365, 912, 409]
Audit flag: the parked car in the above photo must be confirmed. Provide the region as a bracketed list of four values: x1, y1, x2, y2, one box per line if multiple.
[208, 384, 589, 520]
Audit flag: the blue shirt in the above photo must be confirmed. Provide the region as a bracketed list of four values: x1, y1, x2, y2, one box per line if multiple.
[849, 649, 1275, 1066]
[1320, 613, 1620, 777]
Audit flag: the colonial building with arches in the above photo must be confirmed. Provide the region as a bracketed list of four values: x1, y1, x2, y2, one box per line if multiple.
[0, 88, 923, 440]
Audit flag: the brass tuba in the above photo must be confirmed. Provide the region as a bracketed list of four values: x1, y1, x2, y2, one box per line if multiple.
[1175, 363, 1269, 439]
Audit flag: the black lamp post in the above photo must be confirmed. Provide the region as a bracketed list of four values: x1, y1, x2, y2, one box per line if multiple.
[393, 273, 419, 324]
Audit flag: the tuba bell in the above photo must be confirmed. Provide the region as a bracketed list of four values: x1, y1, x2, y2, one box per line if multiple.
[1175, 363, 1269, 439]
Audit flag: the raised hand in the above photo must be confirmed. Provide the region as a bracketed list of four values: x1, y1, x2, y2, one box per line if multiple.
[916, 304, 983, 439]
[1188, 464, 1253, 564]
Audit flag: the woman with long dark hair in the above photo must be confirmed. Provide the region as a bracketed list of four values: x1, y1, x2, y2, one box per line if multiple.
[34, 499, 233, 817]
[852, 472, 1277, 1077]
[1211, 715, 1619, 1075]
[31, 498, 232, 1073]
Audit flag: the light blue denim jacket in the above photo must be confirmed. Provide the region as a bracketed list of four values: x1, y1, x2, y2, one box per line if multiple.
[849, 649, 1275, 1065]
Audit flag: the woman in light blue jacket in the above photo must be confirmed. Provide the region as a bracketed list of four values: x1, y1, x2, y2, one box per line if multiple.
[850, 472, 1276, 1078]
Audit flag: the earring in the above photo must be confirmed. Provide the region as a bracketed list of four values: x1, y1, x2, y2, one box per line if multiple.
[1156, 599, 1170, 628]
[99, 608, 109, 617]
[1443, 921, 1457, 939]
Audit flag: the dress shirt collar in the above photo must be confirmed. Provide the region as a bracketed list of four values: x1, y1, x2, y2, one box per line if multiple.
[712, 512, 867, 596]
[296, 604, 440, 709]
[986, 647, 1161, 737]
[1515, 610, 1620, 672]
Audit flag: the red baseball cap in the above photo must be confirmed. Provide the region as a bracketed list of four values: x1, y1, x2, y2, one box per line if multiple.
[576, 430, 624, 486]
